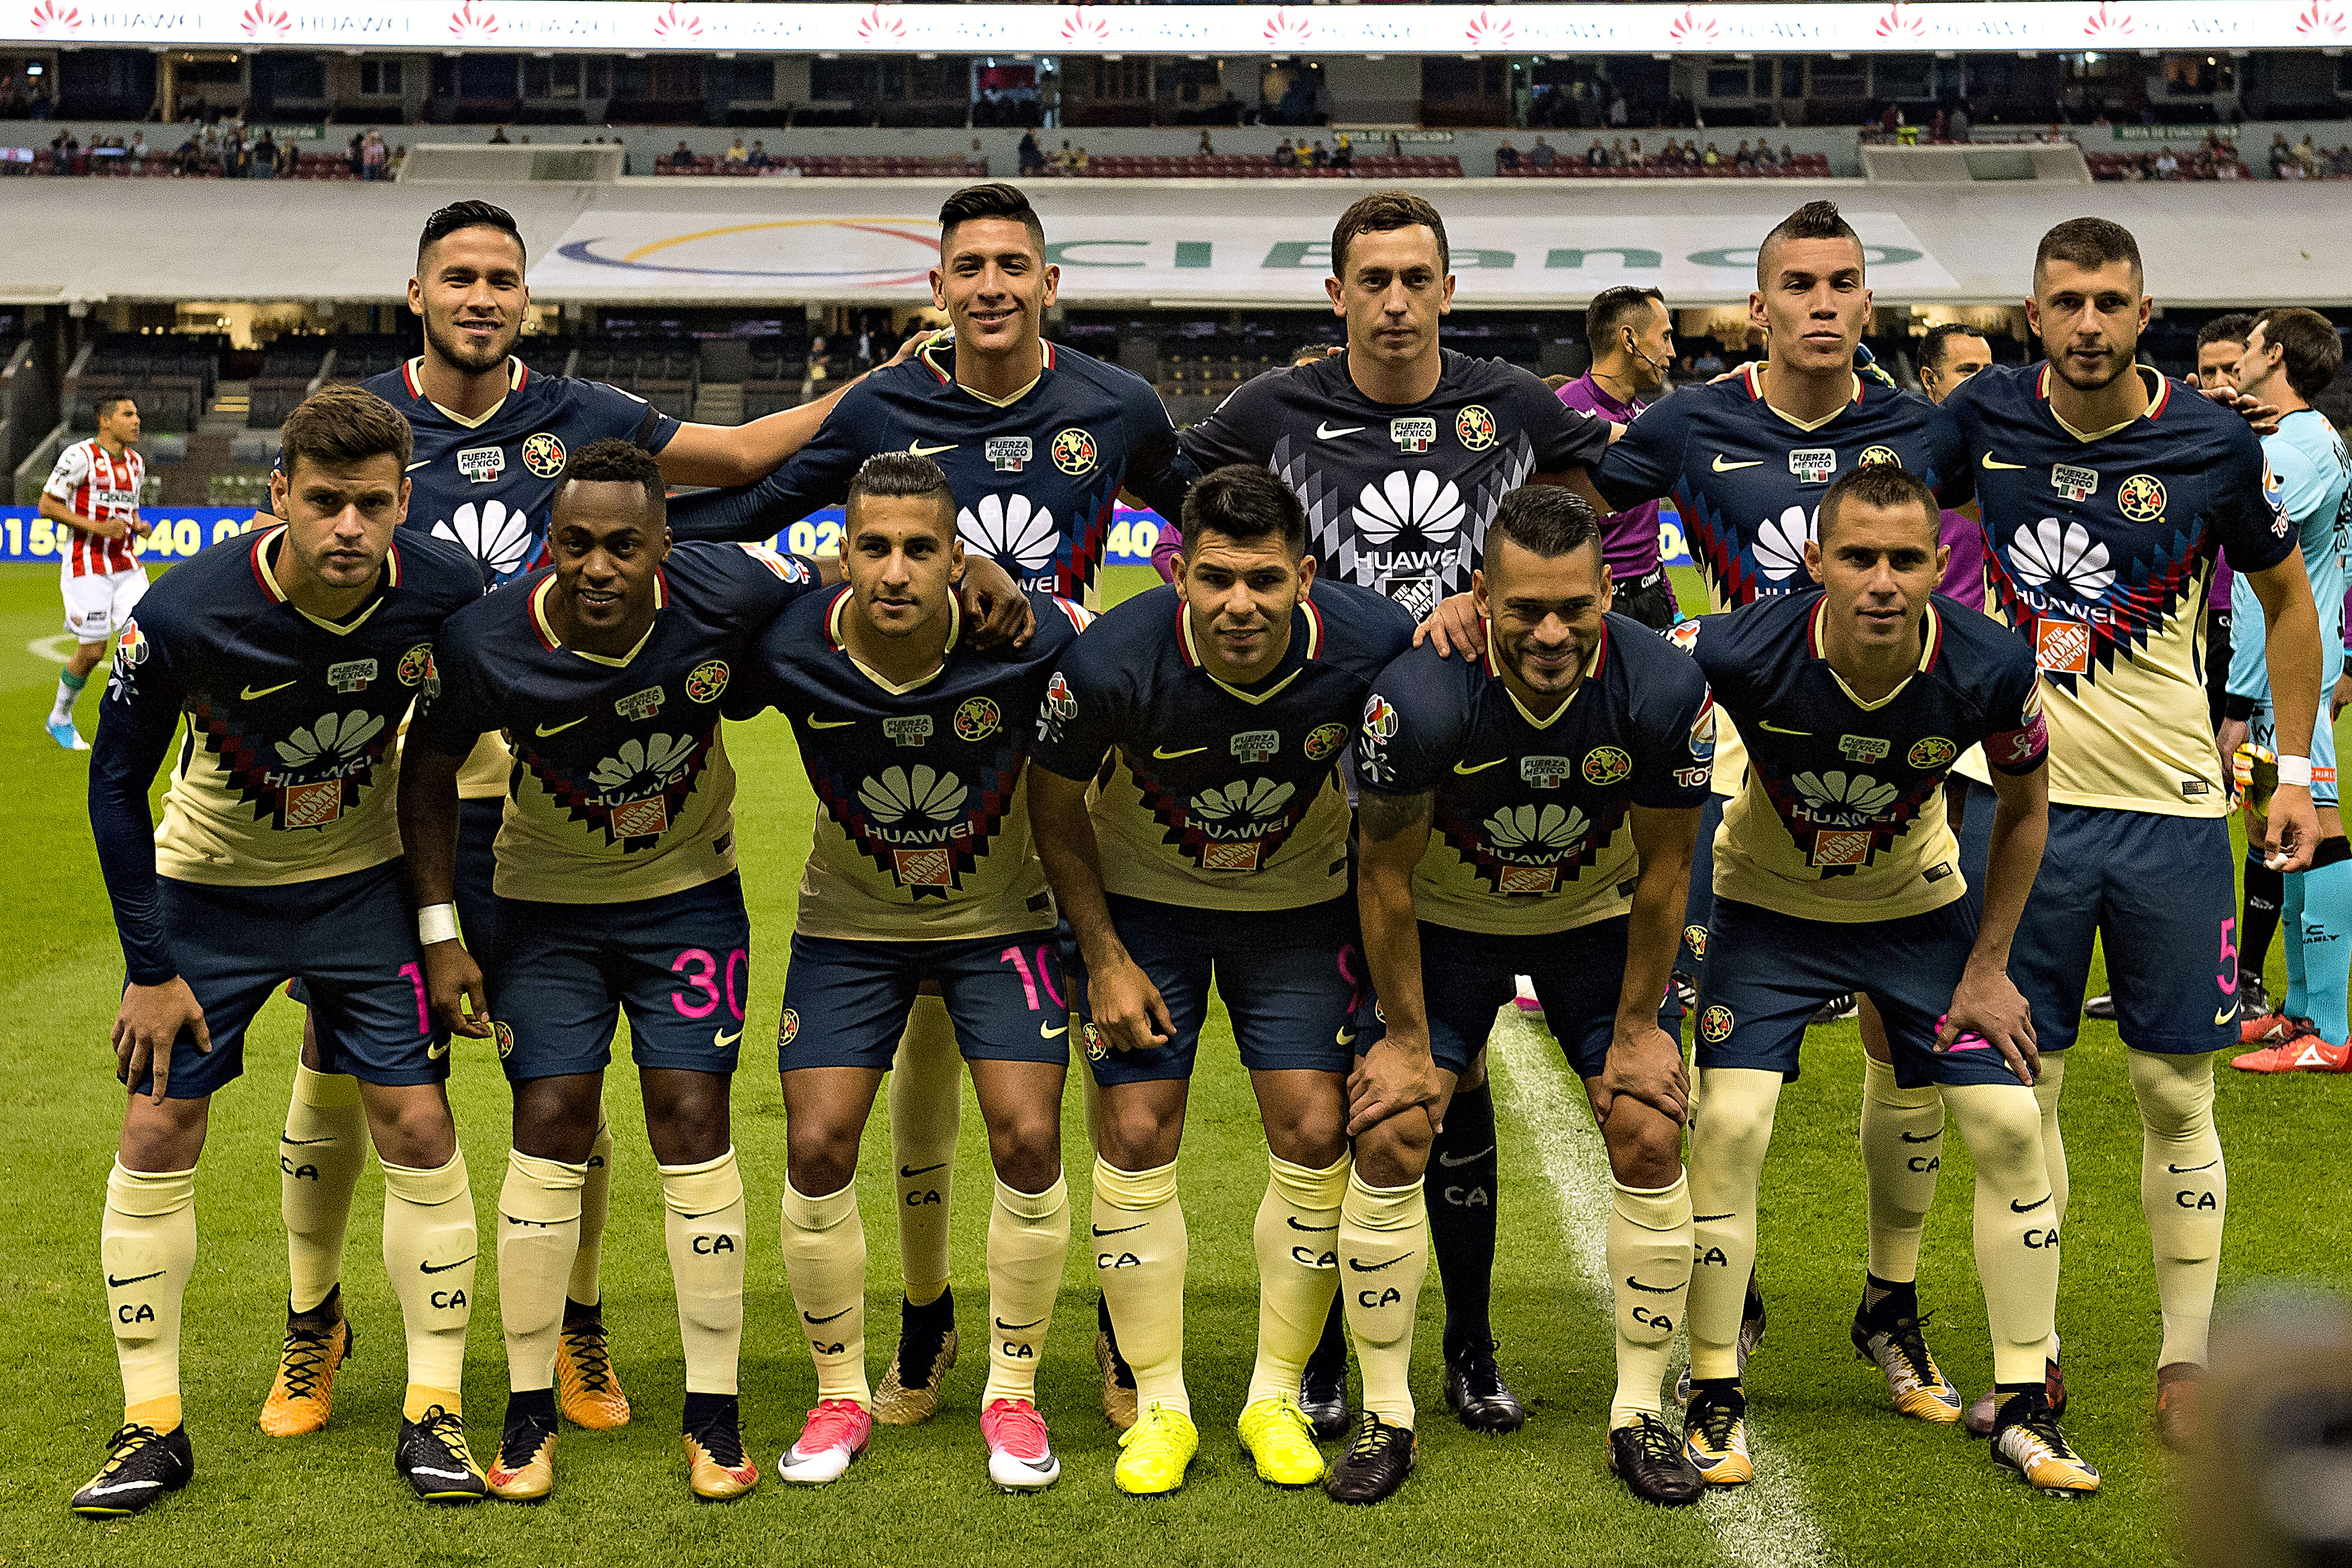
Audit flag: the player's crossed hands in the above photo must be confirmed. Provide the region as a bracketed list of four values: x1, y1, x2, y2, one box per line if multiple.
[421, 938, 495, 1041]
[114, 978, 210, 1104]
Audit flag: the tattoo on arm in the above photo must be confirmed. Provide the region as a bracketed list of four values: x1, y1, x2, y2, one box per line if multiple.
[1357, 789, 1434, 845]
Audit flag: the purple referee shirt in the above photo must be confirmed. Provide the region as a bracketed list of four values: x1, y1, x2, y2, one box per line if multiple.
[1556, 371, 1662, 583]
[1939, 507, 1986, 611]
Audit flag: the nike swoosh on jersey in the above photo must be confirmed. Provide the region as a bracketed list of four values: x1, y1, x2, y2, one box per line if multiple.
[426, 1041, 449, 1061]
[419, 1253, 477, 1275]
[1712, 454, 1765, 472]
[1982, 454, 2028, 470]
[534, 716, 586, 737]
[2214, 1002, 2239, 1026]
[900, 1163, 947, 1179]
[1453, 758, 1506, 775]
[240, 680, 297, 700]
[1286, 1217, 1339, 1233]
[106, 1271, 165, 1288]
[803, 1306, 854, 1324]
[1091, 1222, 1146, 1237]
[406, 461, 432, 472]
[1623, 1275, 1681, 1294]
[1436, 1146, 1495, 1167]
[907, 440, 958, 457]
[1347, 1253, 1409, 1272]
[2010, 1195, 2051, 1213]
[1040, 1020, 1068, 1039]
[2167, 1159, 2219, 1175]
[1335, 1027, 1358, 1046]
[1153, 745, 1207, 759]
[280, 1135, 338, 1146]
[1316, 422, 1366, 440]
[1756, 721, 1811, 734]
[809, 717, 856, 730]
[1898, 1130, 1940, 1144]
[713, 1028, 742, 1048]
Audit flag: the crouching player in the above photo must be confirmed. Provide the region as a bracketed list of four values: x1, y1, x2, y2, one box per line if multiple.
[1351, 485, 1713, 1505]
[78, 387, 489, 1514]
[1675, 463, 2098, 1496]
[402, 439, 821, 1502]
[729, 454, 1089, 1491]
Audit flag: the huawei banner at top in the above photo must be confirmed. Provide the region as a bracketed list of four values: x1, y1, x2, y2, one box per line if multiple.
[0, 1, 2339, 55]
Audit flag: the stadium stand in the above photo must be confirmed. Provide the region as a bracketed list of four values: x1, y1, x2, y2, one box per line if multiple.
[246, 336, 333, 428]
[64, 333, 223, 434]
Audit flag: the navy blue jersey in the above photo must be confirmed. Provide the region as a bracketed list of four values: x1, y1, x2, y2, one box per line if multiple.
[1354, 612, 1714, 936]
[1595, 363, 1971, 612]
[1685, 589, 2045, 922]
[729, 587, 1089, 942]
[413, 541, 816, 905]
[1030, 580, 1414, 910]
[667, 338, 1192, 597]
[89, 526, 486, 982]
[1949, 363, 2293, 815]
[1180, 349, 1612, 621]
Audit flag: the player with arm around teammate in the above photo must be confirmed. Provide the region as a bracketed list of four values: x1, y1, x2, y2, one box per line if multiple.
[400, 439, 823, 1503]
[1350, 485, 1713, 1505]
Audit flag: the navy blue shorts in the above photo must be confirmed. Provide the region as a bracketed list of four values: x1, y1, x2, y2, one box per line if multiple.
[778, 928, 1070, 1071]
[138, 859, 446, 1099]
[2007, 805, 2237, 1055]
[1952, 775, 1996, 922]
[286, 797, 503, 1015]
[485, 873, 750, 1082]
[1065, 894, 1358, 1086]
[1693, 895, 2023, 1089]
[1352, 917, 1628, 1081]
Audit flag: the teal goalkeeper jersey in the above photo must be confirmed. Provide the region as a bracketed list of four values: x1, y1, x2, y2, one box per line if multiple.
[2229, 407, 2351, 705]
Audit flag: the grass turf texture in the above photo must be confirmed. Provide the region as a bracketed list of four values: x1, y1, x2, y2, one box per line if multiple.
[0, 557, 2341, 1567]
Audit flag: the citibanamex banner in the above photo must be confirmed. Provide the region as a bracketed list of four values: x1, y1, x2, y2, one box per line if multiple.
[0, 1, 2337, 54]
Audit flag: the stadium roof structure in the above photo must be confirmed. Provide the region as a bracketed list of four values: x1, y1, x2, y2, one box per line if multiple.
[7, 177, 2343, 309]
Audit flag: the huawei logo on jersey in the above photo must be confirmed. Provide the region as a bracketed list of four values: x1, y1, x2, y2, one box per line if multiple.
[2009, 518, 2116, 601]
[1752, 506, 1815, 585]
[1484, 802, 1591, 864]
[435, 499, 536, 579]
[1354, 471, 1468, 546]
[960, 493, 1059, 580]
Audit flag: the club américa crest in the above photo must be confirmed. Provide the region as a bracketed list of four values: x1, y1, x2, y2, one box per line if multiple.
[1050, 427, 1097, 476]
[520, 432, 566, 479]
[1455, 404, 1497, 452]
[685, 660, 730, 703]
[954, 696, 1001, 741]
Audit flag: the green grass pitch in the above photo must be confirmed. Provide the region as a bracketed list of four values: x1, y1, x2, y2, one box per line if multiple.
[0, 559, 2343, 1567]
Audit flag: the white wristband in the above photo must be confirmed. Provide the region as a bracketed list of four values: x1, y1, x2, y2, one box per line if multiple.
[417, 903, 460, 946]
[2278, 754, 2314, 788]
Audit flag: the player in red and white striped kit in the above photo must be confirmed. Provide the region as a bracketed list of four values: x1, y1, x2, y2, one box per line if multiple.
[44, 394, 151, 750]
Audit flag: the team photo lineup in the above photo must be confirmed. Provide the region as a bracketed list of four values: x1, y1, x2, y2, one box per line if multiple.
[29, 151, 2352, 1556]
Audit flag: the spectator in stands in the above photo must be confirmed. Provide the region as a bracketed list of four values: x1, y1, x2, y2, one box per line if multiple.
[126, 131, 143, 161]
[1753, 141, 1777, 170]
[803, 335, 833, 398]
[1017, 129, 1044, 176]
[1733, 139, 1754, 169]
[47, 126, 76, 174]
[1702, 141, 1720, 167]
[489, 125, 511, 145]
[1053, 139, 1075, 174]
[2155, 146, 2180, 180]
[724, 135, 748, 165]
[1691, 340, 1726, 378]
[1332, 131, 1352, 169]
[1587, 137, 1609, 166]
[362, 128, 386, 180]
[1070, 145, 1090, 175]
[963, 137, 985, 173]
[1778, 142, 1796, 167]
[2270, 133, 2295, 177]
[1304, 139, 1324, 168]
[1198, 129, 1215, 157]
[171, 132, 199, 175]
[1274, 137, 1297, 169]
[1628, 136, 1645, 165]
[1930, 108, 1949, 142]
[672, 138, 693, 169]
[1607, 136, 1628, 166]
[1528, 135, 1555, 170]
[1494, 138, 1519, 173]
[251, 127, 276, 179]
[751, 139, 771, 170]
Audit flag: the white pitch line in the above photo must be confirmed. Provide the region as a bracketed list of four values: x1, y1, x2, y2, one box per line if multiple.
[25, 634, 75, 665]
[1488, 1009, 1835, 1568]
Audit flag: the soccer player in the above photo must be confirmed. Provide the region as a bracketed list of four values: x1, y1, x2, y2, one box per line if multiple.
[1028, 465, 1428, 1503]
[1948, 219, 2324, 1447]
[1555, 286, 1681, 630]
[42, 394, 151, 750]
[2219, 307, 2352, 1074]
[402, 439, 820, 1502]
[2195, 315, 2253, 396]
[76, 386, 489, 1516]
[1350, 486, 1713, 1505]
[668, 180, 1197, 1430]
[726, 453, 1090, 1492]
[1674, 461, 2097, 1497]
[1171, 189, 1618, 1435]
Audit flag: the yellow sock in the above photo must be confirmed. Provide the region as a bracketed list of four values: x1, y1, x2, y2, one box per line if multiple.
[104, 1161, 196, 1432]
[1339, 1167, 1429, 1428]
[1608, 1173, 1693, 1427]
[781, 1178, 870, 1408]
[983, 1173, 1069, 1405]
[1093, 1156, 1189, 1419]
[2034, 1052, 2068, 1360]
[1943, 1084, 2058, 1386]
[889, 995, 961, 1306]
[382, 1151, 476, 1421]
[2131, 1049, 2225, 1368]
[497, 1149, 583, 1394]
[660, 1148, 747, 1396]
[1859, 1055, 1942, 1283]
[564, 1114, 613, 1307]
[279, 1064, 366, 1313]
[1246, 1152, 1348, 1407]
[1686, 1068, 1783, 1382]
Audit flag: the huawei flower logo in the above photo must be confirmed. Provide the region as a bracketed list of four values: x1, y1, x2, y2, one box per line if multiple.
[652, 1, 701, 38]
[1874, 2, 1925, 40]
[1191, 777, 1295, 824]
[28, 0, 82, 34]
[2009, 518, 2115, 600]
[1058, 6, 1108, 45]
[1791, 770, 1899, 828]
[1354, 470, 1467, 546]
[589, 733, 695, 795]
[1463, 7, 1515, 48]
[1667, 5, 1718, 44]
[2080, 0, 2133, 42]
[1752, 505, 1814, 582]
[854, 2, 906, 43]
[434, 499, 534, 579]
[275, 710, 386, 771]
[2297, 0, 2347, 38]
[1261, 6, 1311, 47]
[860, 764, 967, 825]
[959, 493, 1059, 572]
[1485, 803, 1588, 857]
[446, 0, 497, 39]
[240, 1, 290, 39]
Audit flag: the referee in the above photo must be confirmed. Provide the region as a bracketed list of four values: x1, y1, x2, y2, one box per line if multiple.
[1555, 286, 1680, 630]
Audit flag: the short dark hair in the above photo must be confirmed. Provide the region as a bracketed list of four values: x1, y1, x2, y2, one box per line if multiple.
[93, 393, 136, 421]
[1817, 462, 1940, 546]
[2033, 217, 2143, 290]
[1585, 286, 1666, 355]
[281, 384, 413, 477]
[556, 436, 664, 514]
[2252, 307, 2345, 400]
[1331, 190, 1449, 280]
[2198, 313, 2255, 351]
[845, 452, 956, 536]
[1488, 485, 1602, 567]
[1181, 464, 1307, 559]
[1919, 322, 1991, 375]
[937, 182, 1045, 258]
[1757, 199, 1862, 287]
[417, 199, 526, 267]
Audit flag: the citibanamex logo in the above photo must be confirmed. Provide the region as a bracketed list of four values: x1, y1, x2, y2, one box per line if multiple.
[2080, 0, 2133, 41]
[1874, 2, 1925, 40]
[240, 1, 290, 38]
[446, 0, 497, 39]
[652, 1, 701, 38]
[1261, 6, 1311, 46]
[854, 2, 906, 42]
[1668, 5, 1718, 44]
[27, 0, 83, 35]
[1463, 7, 1515, 48]
[1058, 6, 1108, 45]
